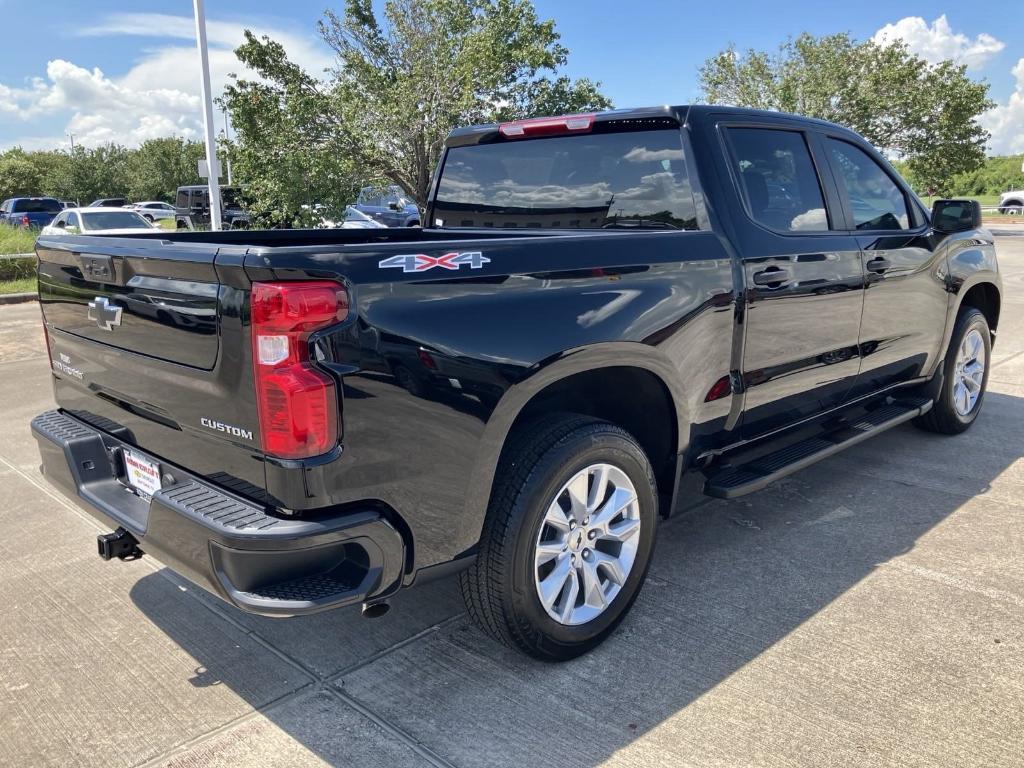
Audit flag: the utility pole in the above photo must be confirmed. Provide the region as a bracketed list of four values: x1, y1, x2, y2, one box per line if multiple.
[66, 132, 75, 151]
[193, 0, 222, 230]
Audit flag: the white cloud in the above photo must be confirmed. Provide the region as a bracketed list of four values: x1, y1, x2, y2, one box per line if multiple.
[982, 58, 1024, 155]
[0, 13, 332, 149]
[872, 15, 1004, 69]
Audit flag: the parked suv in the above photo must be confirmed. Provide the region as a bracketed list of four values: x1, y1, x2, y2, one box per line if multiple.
[174, 185, 251, 229]
[32, 106, 1000, 660]
[354, 185, 421, 227]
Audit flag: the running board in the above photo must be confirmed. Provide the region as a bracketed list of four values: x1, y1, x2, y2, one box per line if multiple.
[703, 398, 932, 499]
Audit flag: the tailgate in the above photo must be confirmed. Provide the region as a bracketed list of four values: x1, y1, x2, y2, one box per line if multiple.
[35, 235, 267, 499]
[39, 236, 219, 368]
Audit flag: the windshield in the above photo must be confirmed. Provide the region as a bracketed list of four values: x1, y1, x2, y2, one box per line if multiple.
[221, 187, 248, 209]
[434, 128, 698, 230]
[13, 198, 62, 213]
[81, 211, 152, 230]
[344, 205, 374, 222]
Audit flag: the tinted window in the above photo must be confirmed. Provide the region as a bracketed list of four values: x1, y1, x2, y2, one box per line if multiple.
[826, 139, 910, 230]
[81, 211, 151, 230]
[435, 129, 697, 230]
[727, 128, 829, 232]
[12, 198, 62, 213]
[67, 212, 80, 228]
[175, 190, 189, 208]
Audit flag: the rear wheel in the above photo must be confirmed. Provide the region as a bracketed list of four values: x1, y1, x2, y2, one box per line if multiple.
[459, 414, 657, 660]
[915, 307, 991, 434]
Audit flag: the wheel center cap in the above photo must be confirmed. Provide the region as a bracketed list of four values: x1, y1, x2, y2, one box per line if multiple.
[571, 530, 585, 550]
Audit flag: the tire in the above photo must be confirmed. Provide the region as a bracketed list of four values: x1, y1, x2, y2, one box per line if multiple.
[1000, 201, 1022, 215]
[459, 414, 658, 661]
[143, 214, 154, 222]
[915, 307, 991, 434]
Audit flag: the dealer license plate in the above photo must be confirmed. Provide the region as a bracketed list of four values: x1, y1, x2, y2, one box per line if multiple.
[124, 450, 162, 500]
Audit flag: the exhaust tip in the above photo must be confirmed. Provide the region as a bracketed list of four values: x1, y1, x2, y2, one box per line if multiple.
[361, 600, 390, 619]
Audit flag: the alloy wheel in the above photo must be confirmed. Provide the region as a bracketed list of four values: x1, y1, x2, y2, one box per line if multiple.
[533, 463, 642, 626]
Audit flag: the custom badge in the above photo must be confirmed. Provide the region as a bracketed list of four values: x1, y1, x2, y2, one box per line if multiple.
[379, 251, 490, 273]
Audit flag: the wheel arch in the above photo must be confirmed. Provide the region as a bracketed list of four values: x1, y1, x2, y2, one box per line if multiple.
[462, 343, 690, 547]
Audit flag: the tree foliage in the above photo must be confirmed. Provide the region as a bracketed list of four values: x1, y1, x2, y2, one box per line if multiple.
[224, 0, 611, 221]
[0, 138, 205, 204]
[699, 33, 994, 195]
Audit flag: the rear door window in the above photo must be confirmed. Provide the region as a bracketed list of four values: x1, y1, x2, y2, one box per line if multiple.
[726, 128, 830, 232]
[826, 139, 910, 231]
[434, 128, 697, 230]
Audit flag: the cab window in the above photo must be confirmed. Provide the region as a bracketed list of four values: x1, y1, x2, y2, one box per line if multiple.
[826, 139, 910, 231]
[726, 127, 830, 232]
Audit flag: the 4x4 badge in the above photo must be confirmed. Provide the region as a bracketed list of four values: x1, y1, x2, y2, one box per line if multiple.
[379, 251, 490, 273]
[87, 297, 123, 331]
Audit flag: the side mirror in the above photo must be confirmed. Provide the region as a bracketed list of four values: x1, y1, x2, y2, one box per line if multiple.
[54, 220, 66, 229]
[932, 199, 981, 233]
[387, 201, 401, 211]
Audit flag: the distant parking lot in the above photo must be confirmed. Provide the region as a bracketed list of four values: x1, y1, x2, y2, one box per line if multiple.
[1, 234, 1022, 767]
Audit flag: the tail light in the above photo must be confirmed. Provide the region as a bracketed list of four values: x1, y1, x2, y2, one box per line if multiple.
[21, 215, 30, 227]
[250, 281, 348, 459]
[499, 113, 595, 139]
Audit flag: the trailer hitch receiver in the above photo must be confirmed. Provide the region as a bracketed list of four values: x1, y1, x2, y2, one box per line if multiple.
[97, 528, 143, 561]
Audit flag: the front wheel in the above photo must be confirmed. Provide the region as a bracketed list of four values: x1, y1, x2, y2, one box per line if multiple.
[915, 307, 991, 434]
[459, 414, 658, 660]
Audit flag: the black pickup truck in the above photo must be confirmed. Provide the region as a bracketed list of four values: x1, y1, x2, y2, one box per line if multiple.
[32, 106, 1001, 660]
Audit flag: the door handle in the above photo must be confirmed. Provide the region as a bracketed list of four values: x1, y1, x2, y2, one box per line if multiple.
[752, 267, 793, 287]
[866, 257, 892, 274]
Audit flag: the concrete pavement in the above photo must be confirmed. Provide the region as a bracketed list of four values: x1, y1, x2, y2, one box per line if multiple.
[0, 236, 1022, 767]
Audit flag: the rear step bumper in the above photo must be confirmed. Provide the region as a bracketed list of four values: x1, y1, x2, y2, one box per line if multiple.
[31, 410, 405, 617]
[704, 398, 933, 499]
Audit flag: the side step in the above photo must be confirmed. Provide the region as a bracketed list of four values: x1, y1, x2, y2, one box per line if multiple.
[703, 398, 932, 499]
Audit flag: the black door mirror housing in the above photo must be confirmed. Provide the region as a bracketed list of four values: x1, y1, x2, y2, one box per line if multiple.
[932, 199, 982, 233]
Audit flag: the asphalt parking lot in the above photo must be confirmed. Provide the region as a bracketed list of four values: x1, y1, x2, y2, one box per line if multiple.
[1, 234, 1022, 768]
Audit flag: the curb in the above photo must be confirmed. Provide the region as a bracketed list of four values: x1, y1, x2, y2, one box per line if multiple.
[0, 292, 36, 305]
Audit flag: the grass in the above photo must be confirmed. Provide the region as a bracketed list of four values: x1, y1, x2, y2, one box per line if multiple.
[0, 277, 36, 295]
[0, 224, 38, 255]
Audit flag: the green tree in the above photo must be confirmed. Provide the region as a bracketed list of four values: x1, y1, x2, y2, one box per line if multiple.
[62, 144, 132, 204]
[225, 0, 611, 222]
[0, 149, 45, 200]
[124, 137, 206, 202]
[699, 33, 993, 195]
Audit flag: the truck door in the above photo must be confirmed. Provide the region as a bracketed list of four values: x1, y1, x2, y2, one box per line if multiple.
[820, 137, 948, 396]
[719, 123, 866, 438]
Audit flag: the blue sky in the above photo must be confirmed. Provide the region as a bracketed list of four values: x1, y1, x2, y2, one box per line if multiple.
[0, 0, 1021, 153]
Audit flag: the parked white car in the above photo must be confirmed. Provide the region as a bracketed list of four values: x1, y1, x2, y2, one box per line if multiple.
[41, 207, 158, 236]
[999, 190, 1023, 214]
[130, 201, 177, 222]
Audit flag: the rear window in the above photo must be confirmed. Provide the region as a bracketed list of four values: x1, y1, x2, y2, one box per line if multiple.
[82, 211, 152, 230]
[434, 128, 698, 230]
[12, 198, 62, 213]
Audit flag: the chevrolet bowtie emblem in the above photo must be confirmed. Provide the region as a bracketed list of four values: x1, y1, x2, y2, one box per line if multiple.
[87, 297, 123, 331]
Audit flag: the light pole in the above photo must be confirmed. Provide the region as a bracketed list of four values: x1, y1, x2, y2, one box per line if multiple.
[193, 0, 222, 230]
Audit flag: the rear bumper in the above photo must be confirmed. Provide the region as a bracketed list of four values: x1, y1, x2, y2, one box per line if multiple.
[31, 410, 405, 617]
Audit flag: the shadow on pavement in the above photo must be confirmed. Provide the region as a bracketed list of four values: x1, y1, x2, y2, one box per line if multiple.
[129, 392, 1024, 767]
